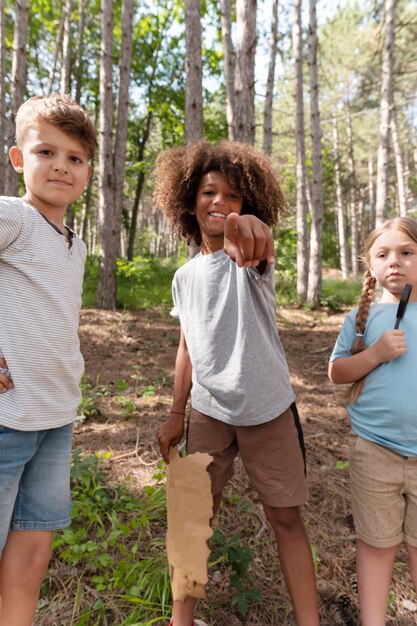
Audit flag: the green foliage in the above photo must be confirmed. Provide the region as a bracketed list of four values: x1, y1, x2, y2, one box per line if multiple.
[321, 277, 362, 311]
[275, 228, 297, 304]
[210, 528, 262, 616]
[335, 460, 350, 470]
[45, 451, 171, 625]
[82, 255, 177, 309]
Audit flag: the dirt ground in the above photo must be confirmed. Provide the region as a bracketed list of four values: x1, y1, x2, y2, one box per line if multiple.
[71, 306, 417, 626]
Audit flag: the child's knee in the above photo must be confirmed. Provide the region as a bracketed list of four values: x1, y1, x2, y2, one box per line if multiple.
[263, 504, 303, 534]
[3, 531, 52, 581]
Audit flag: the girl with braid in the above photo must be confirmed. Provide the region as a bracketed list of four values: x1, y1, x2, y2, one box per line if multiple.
[329, 216, 417, 626]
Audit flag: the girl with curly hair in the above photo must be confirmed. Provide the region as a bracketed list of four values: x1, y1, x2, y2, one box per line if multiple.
[155, 140, 319, 626]
[329, 216, 417, 625]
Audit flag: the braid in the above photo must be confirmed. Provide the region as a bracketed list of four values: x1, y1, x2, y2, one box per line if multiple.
[347, 269, 376, 403]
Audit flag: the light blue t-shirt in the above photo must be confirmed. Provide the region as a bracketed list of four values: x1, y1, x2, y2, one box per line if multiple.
[330, 302, 417, 457]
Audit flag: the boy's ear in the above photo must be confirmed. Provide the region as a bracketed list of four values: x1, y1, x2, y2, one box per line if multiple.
[9, 146, 24, 173]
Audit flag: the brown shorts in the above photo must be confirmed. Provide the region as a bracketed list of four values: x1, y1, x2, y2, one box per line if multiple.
[349, 435, 417, 548]
[187, 403, 307, 508]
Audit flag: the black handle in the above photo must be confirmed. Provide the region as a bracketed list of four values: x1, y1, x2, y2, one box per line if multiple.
[394, 284, 412, 329]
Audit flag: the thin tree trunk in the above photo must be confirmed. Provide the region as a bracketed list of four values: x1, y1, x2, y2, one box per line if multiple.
[263, 0, 278, 156]
[346, 101, 359, 277]
[234, 0, 257, 144]
[60, 0, 73, 94]
[184, 0, 203, 143]
[306, 0, 323, 308]
[127, 110, 153, 261]
[375, 0, 396, 225]
[332, 111, 349, 279]
[5, 0, 28, 196]
[97, 0, 115, 309]
[368, 156, 376, 229]
[293, 0, 308, 302]
[74, 0, 86, 103]
[113, 0, 133, 239]
[0, 0, 6, 195]
[390, 105, 408, 217]
[47, 12, 65, 94]
[220, 0, 235, 140]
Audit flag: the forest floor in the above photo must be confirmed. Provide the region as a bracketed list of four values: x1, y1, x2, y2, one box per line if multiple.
[44, 306, 417, 625]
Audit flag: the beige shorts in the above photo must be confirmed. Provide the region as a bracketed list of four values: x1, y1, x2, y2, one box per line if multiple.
[349, 435, 417, 548]
[187, 403, 307, 508]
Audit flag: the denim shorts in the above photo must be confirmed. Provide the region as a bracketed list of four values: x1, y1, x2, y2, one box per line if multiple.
[0, 423, 73, 555]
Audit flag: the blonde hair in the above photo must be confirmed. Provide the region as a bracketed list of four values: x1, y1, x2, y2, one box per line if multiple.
[15, 94, 97, 159]
[348, 216, 417, 403]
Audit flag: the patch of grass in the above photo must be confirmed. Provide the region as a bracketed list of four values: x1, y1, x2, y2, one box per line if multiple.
[321, 277, 362, 311]
[82, 255, 178, 309]
[37, 451, 171, 625]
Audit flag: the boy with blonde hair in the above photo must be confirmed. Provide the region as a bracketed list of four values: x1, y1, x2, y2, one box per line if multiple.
[0, 94, 96, 626]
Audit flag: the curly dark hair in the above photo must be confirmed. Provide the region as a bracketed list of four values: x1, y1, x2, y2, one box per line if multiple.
[153, 140, 286, 246]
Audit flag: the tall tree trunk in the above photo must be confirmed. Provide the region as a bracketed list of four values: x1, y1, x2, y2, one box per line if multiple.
[346, 101, 359, 277]
[220, 0, 235, 140]
[5, 0, 28, 196]
[263, 0, 278, 156]
[47, 12, 65, 94]
[234, 0, 256, 144]
[368, 156, 376, 230]
[306, 0, 323, 308]
[390, 104, 408, 216]
[375, 0, 396, 225]
[74, 0, 86, 103]
[60, 0, 73, 94]
[0, 0, 6, 195]
[96, 0, 115, 309]
[332, 111, 349, 279]
[293, 0, 308, 302]
[184, 0, 203, 143]
[127, 110, 153, 261]
[113, 0, 133, 240]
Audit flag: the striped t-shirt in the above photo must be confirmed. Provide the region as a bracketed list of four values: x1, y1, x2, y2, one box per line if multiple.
[0, 197, 86, 431]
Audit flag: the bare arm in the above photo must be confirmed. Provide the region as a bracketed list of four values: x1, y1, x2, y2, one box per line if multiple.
[328, 329, 407, 384]
[223, 213, 275, 269]
[157, 327, 192, 463]
[0, 356, 13, 394]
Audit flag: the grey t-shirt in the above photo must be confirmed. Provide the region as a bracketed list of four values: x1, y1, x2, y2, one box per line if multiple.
[172, 249, 295, 426]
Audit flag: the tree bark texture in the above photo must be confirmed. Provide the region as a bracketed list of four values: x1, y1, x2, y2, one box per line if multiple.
[74, 0, 86, 103]
[60, 0, 73, 95]
[47, 12, 65, 95]
[307, 0, 323, 307]
[220, 0, 236, 141]
[97, 0, 116, 309]
[184, 0, 203, 143]
[293, 0, 309, 302]
[332, 111, 349, 279]
[5, 0, 28, 196]
[234, 0, 256, 144]
[390, 105, 408, 216]
[375, 0, 396, 225]
[346, 101, 359, 277]
[263, 0, 278, 157]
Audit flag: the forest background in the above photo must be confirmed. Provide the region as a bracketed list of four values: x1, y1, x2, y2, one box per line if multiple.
[1, 0, 417, 625]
